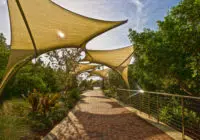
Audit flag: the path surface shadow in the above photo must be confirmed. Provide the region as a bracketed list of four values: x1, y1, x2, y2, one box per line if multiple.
[72, 90, 173, 140]
[73, 111, 172, 140]
[44, 90, 174, 140]
[100, 101, 125, 109]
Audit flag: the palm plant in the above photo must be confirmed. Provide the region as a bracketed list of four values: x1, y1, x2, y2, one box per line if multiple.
[40, 93, 61, 116]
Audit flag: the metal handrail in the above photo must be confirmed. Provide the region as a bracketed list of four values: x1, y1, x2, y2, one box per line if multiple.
[116, 88, 200, 140]
[117, 88, 200, 100]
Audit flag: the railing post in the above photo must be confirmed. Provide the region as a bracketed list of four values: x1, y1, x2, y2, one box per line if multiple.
[157, 94, 159, 123]
[181, 97, 185, 140]
[128, 91, 131, 105]
[148, 93, 150, 118]
[140, 93, 142, 114]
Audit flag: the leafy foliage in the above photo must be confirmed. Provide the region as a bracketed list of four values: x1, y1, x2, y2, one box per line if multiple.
[129, 0, 200, 96]
[1, 48, 81, 99]
[21, 88, 80, 133]
[45, 48, 81, 91]
[79, 79, 93, 90]
[61, 88, 80, 109]
[0, 33, 82, 137]
[104, 87, 117, 98]
[106, 70, 127, 89]
[0, 33, 9, 82]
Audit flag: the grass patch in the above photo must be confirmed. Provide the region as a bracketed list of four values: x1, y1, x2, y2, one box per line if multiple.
[0, 99, 35, 140]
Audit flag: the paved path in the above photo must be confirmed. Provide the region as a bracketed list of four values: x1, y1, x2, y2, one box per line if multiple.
[44, 90, 173, 140]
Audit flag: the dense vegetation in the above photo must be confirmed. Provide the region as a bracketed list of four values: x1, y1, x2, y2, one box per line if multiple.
[1, 47, 82, 98]
[103, 70, 127, 97]
[0, 33, 84, 139]
[104, 1, 200, 139]
[128, 0, 200, 96]
[106, 1, 200, 97]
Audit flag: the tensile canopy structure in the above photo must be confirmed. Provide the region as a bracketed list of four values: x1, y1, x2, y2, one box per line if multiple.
[0, 0, 127, 95]
[83, 46, 134, 87]
[90, 69, 110, 79]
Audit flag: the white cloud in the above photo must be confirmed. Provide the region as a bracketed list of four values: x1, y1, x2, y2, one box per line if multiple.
[128, 0, 150, 32]
[130, 0, 144, 13]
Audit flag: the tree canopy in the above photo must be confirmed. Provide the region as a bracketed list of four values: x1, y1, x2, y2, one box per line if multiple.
[129, 0, 200, 96]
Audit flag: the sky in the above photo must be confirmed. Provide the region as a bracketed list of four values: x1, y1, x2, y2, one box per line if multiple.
[0, 0, 180, 50]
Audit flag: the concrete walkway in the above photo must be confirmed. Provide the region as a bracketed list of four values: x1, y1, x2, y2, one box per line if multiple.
[44, 90, 173, 140]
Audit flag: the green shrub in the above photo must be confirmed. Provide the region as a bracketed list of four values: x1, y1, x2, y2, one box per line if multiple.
[24, 90, 61, 115]
[79, 79, 93, 90]
[104, 87, 117, 98]
[108, 70, 127, 89]
[24, 89, 80, 133]
[159, 100, 200, 132]
[160, 106, 173, 124]
[28, 112, 53, 132]
[11, 75, 48, 97]
[68, 88, 80, 101]
[63, 88, 80, 109]
[23, 91, 64, 132]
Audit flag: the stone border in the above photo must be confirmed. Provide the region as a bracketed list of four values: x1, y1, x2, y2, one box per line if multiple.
[111, 98, 192, 140]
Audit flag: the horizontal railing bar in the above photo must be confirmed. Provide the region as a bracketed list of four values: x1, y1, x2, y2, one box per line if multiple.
[117, 89, 200, 100]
